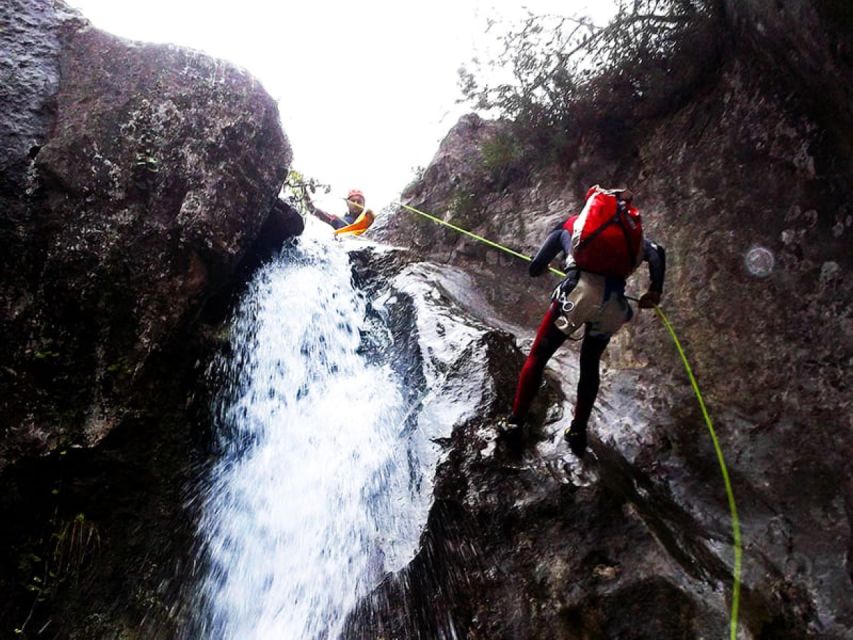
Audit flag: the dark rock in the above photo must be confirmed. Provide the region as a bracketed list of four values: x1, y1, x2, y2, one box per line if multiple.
[367, 5, 853, 639]
[0, 0, 292, 468]
[336, 247, 719, 639]
[0, 0, 295, 634]
[723, 0, 853, 147]
[343, 331, 727, 639]
[251, 197, 304, 260]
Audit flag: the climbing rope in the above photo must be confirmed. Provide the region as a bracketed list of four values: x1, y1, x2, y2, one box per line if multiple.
[653, 304, 742, 640]
[398, 203, 566, 278]
[398, 199, 742, 640]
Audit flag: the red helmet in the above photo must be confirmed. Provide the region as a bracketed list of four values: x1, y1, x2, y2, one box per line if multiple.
[347, 189, 364, 201]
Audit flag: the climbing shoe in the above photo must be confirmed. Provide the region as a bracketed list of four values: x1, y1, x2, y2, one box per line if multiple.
[564, 422, 588, 458]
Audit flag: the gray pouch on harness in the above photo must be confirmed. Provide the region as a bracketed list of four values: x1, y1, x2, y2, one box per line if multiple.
[552, 271, 631, 337]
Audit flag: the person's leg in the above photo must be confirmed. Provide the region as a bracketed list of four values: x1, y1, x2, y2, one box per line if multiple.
[511, 303, 567, 423]
[565, 332, 610, 456]
[574, 332, 610, 427]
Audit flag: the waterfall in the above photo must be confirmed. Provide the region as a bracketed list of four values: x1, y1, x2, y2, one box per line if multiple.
[187, 224, 439, 639]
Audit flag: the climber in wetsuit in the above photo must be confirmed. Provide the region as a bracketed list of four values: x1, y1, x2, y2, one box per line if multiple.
[502, 186, 666, 458]
[307, 188, 376, 236]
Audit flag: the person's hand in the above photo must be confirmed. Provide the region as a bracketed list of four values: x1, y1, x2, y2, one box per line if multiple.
[556, 269, 579, 297]
[638, 290, 661, 309]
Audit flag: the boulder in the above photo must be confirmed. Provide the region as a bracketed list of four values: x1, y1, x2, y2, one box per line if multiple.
[0, 0, 293, 468]
[0, 0, 295, 633]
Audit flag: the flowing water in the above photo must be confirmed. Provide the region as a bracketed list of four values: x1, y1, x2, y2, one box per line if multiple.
[186, 224, 453, 639]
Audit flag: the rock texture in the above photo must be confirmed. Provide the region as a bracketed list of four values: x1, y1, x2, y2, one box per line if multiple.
[0, 0, 297, 634]
[724, 0, 853, 147]
[1, 0, 292, 467]
[342, 247, 734, 640]
[373, 2, 853, 638]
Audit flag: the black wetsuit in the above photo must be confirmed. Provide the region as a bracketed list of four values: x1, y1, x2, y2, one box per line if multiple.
[314, 210, 358, 230]
[512, 224, 666, 430]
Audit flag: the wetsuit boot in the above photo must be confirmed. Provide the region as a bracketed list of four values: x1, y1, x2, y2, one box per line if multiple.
[497, 415, 525, 450]
[564, 420, 588, 458]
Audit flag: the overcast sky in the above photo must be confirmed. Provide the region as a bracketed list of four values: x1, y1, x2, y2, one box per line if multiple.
[67, 0, 614, 213]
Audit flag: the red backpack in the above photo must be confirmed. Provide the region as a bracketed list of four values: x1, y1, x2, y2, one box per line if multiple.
[563, 186, 643, 279]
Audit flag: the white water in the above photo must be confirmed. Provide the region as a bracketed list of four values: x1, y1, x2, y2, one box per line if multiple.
[190, 225, 437, 639]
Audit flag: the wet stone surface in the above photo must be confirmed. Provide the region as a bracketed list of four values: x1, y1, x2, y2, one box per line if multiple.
[367, 5, 852, 636]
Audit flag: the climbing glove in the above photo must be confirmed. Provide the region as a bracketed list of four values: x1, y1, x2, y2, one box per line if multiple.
[552, 268, 580, 302]
[638, 290, 661, 309]
[564, 421, 587, 458]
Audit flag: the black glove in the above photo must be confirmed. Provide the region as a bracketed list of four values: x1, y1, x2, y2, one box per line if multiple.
[638, 290, 661, 309]
[552, 268, 580, 301]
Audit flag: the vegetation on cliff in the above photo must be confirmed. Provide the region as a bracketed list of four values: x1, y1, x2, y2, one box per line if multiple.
[459, 0, 723, 168]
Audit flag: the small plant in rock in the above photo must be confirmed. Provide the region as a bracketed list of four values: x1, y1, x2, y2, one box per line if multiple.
[52, 513, 101, 577]
[14, 465, 102, 639]
[133, 152, 159, 173]
[283, 170, 330, 218]
[450, 189, 483, 227]
[480, 131, 525, 189]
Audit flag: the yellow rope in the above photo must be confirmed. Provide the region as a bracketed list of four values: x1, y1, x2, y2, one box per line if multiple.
[653, 306, 742, 640]
[398, 203, 566, 277]
[399, 199, 742, 638]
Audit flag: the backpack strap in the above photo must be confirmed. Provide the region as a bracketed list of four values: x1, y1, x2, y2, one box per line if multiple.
[574, 211, 621, 252]
[616, 211, 638, 269]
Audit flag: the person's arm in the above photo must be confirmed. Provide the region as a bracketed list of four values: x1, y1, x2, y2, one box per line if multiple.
[529, 228, 572, 276]
[310, 206, 347, 229]
[638, 239, 666, 308]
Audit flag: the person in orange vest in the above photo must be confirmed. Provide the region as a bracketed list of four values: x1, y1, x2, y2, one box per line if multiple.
[307, 188, 375, 237]
[500, 186, 666, 458]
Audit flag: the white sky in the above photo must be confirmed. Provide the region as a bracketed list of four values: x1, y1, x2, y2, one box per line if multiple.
[66, 0, 613, 212]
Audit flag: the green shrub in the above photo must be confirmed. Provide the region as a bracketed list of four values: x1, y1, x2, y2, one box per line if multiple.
[460, 0, 723, 161]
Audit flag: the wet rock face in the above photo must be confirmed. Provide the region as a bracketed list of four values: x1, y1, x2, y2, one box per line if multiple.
[345, 229, 850, 640]
[370, 7, 852, 640]
[0, 0, 292, 468]
[724, 0, 853, 145]
[342, 312, 728, 639]
[339, 250, 718, 640]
